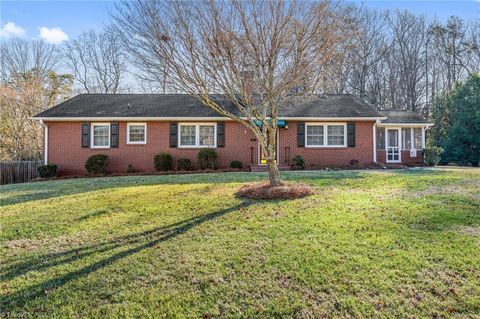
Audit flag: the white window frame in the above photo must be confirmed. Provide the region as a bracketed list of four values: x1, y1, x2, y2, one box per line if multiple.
[91, 123, 110, 149]
[178, 122, 217, 148]
[400, 127, 424, 151]
[126, 122, 147, 144]
[305, 122, 347, 148]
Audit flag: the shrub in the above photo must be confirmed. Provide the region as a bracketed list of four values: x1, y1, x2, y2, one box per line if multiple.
[127, 164, 137, 173]
[85, 154, 109, 174]
[37, 164, 57, 178]
[424, 146, 444, 166]
[177, 158, 193, 170]
[291, 155, 305, 170]
[230, 160, 243, 169]
[349, 159, 360, 166]
[198, 149, 218, 169]
[154, 153, 173, 171]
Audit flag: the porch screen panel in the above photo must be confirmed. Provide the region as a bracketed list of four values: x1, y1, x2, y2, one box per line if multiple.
[402, 128, 411, 150]
[414, 128, 422, 149]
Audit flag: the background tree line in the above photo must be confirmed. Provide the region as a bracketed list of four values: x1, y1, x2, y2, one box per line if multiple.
[0, 1, 478, 162]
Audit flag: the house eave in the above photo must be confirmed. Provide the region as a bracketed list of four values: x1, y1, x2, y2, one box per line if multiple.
[32, 116, 388, 122]
[377, 123, 434, 127]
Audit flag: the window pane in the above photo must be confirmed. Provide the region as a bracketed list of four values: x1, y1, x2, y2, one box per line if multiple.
[180, 125, 196, 146]
[306, 125, 324, 146]
[93, 125, 109, 146]
[414, 128, 422, 149]
[129, 125, 145, 142]
[376, 129, 385, 149]
[199, 125, 215, 146]
[327, 125, 344, 146]
[402, 128, 411, 150]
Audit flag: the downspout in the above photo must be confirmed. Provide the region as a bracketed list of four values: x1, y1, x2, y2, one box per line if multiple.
[373, 119, 380, 163]
[40, 120, 48, 165]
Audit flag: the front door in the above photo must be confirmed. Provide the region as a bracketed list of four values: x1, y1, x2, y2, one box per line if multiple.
[258, 130, 279, 165]
[386, 128, 401, 163]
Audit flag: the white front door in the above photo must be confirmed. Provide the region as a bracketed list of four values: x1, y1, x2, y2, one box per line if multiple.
[386, 128, 401, 163]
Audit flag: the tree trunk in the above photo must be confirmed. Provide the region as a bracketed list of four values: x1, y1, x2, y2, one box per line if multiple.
[267, 156, 281, 187]
[266, 128, 281, 187]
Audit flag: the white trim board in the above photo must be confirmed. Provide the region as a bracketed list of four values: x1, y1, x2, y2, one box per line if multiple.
[33, 116, 387, 122]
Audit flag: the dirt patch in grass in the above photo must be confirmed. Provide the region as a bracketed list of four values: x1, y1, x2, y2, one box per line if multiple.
[455, 225, 480, 236]
[235, 182, 313, 200]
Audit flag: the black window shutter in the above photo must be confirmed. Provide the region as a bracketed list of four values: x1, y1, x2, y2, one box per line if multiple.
[110, 122, 119, 148]
[347, 122, 355, 147]
[81, 123, 90, 148]
[170, 123, 178, 147]
[217, 122, 225, 147]
[297, 122, 305, 147]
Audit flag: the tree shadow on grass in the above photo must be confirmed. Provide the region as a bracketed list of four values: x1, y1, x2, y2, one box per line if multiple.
[0, 171, 365, 206]
[0, 202, 251, 312]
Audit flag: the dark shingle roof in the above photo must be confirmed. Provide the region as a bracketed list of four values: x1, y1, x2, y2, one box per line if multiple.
[380, 110, 431, 124]
[34, 93, 385, 119]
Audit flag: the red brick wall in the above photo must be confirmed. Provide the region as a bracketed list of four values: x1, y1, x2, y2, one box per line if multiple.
[278, 121, 375, 168]
[376, 150, 424, 165]
[47, 121, 258, 175]
[46, 120, 378, 175]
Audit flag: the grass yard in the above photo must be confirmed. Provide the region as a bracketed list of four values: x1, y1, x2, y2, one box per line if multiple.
[1, 168, 479, 318]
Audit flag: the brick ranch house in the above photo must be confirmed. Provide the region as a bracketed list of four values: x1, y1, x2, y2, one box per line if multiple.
[33, 94, 432, 175]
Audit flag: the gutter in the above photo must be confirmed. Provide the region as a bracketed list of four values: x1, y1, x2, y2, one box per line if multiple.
[32, 116, 388, 122]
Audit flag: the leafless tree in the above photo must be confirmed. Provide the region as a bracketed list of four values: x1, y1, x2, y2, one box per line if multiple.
[112, 0, 354, 186]
[430, 16, 468, 90]
[0, 39, 72, 160]
[63, 28, 126, 93]
[346, 7, 389, 100]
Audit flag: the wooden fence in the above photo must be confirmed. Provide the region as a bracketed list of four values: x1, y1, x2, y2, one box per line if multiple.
[0, 160, 43, 185]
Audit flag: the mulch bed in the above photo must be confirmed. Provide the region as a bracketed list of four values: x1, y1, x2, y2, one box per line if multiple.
[235, 181, 313, 200]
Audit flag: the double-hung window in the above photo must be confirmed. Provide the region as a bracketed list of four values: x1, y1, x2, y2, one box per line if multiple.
[179, 123, 216, 148]
[91, 123, 110, 148]
[127, 123, 147, 144]
[306, 123, 346, 147]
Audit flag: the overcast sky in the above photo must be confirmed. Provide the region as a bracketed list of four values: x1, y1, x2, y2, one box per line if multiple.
[1, 0, 479, 45]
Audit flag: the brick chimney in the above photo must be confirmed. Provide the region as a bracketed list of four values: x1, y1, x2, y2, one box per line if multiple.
[241, 70, 254, 103]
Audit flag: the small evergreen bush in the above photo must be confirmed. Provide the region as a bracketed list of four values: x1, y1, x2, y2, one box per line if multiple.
[424, 146, 444, 166]
[291, 155, 305, 170]
[85, 154, 109, 174]
[154, 153, 173, 171]
[177, 158, 193, 170]
[198, 149, 218, 169]
[38, 164, 57, 178]
[230, 160, 243, 169]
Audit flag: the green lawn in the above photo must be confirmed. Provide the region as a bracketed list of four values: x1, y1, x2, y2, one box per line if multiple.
[1, 169, 479, 318]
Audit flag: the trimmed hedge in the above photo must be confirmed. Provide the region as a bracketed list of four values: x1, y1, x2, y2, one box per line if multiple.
[38, 164, 57, 178]
[230, 160, 243, 169]
[85, 154, 109, 174]
[177, 158, 193, 170]
[198, 149, 217, 170]
[154, 153, 173, 171]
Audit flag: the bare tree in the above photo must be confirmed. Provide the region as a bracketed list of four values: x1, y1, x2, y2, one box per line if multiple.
[0, 39, 72, 160]
[430, 16, 468, 90]
[347, 7, 389, 101]
[63, 28, 126, 93]
[113, 0, 353, 186]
